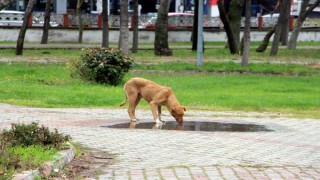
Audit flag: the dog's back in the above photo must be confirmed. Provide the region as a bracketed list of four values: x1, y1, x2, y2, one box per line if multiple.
[125, 77, 160, 89]
[125, 78, 167, 102]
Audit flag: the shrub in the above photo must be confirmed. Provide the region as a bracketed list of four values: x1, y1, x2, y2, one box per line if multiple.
[73, 48, 134, 85]
[0, 134, 17, 179]
[1, 122, 71, 149]
[0, 122, 71, 179]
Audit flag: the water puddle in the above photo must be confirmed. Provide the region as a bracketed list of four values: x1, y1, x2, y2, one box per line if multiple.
[105, 121, 272, 132]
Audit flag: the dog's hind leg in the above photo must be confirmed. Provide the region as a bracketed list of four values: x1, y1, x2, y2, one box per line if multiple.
[128, 93, 141, 122]
[132, 95, 141, 121]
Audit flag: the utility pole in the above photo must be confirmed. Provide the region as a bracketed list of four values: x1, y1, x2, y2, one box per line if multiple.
[196, 0, 203, 66]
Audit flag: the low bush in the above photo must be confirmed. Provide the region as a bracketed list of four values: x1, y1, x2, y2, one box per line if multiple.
[0, 134, 17, 179]
[71, 48, 134, 85]
[0, 122, 71, 179]
[1, 122, 71, 149]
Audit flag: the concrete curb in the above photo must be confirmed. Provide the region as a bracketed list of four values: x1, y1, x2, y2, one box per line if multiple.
[12, 143, 76, 180]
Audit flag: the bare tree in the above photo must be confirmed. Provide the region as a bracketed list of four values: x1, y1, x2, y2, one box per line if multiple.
[0, 0, 14, 10]
[229, 0, 244, 49]
[16, 0, 35, 55]
[270, 0, 290, 56]
[256, 0, 279, 53]
[77, 0, 84, 43]
[154, 0, 172, 56]
[119, 0, 129, 55]
[280, 0, 291, 46]
[41, 0, 51, 44]
[288, 0, 320, 49]
[132, 0, 139, 53]
[241, 0, 251, 67]
[102, 0, 109, 48]
[217, 0, 238, 54]
[255, 26, 275, 52]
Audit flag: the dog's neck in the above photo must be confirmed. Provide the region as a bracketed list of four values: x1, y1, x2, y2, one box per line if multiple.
[166, 94, 180, 111]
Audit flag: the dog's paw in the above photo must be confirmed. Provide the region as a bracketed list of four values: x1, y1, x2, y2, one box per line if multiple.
[155, 119, 162, 124]
[131, 119, 137, 122]
[153, 123, 162, 129]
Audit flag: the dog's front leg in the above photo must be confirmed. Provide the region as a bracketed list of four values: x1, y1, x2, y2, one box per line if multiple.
[158, 106, 166, 123]
[158, 106, 162, 121]
[150, 102, 161, 124]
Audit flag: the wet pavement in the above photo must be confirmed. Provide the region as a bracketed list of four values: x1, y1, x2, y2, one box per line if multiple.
[105, 121, 273, 132]
[1, 103, 320, 179]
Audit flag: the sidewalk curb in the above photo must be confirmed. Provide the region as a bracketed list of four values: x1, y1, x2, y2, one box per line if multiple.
[12, 142, 76, 180]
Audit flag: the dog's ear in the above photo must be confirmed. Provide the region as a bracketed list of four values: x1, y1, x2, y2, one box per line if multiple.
[182, 107, 186, 112]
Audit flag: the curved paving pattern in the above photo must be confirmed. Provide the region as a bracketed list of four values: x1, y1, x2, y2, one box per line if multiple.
[1, 103, 320, 179]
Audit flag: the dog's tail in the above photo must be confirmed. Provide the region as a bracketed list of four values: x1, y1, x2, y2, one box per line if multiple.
[119, 95, 127, 107]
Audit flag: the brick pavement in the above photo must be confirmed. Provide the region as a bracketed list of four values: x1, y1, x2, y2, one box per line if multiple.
[1, 103, 320, 179]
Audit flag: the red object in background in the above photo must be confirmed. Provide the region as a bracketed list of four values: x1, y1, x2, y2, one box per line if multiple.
[28, 14, 32, 27]
[98, 13, 102, 29]
[63, 14, 69, 27]
[258, 16, 263, 29]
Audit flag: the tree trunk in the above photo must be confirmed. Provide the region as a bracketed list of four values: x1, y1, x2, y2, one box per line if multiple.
[228, 0, 243, 48]
[41, 0, 51, 44]
[217, 0, 238, 54]
[270, 0, 290, 56]
[119, 0, 129, 55]
[241, 0, 251, 67]
[191, 0, 199, 51]
[102, 0, 109, 48]
[288, 0, 320, 49]
[0, 0, 14, 10]
[256, 26, 275, 52]
[77, 0, 84, 44]
[15, 0, 35, 55]
[154, 0, 172, 56]
[132, 0, 139, 53]
[280, 2, 291, 46]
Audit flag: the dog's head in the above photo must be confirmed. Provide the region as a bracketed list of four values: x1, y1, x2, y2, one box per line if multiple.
[170, 106, 186, 124]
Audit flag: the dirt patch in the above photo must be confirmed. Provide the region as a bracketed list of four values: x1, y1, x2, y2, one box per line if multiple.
[49, 145, 114, 179]
[306, 64, 320, 69]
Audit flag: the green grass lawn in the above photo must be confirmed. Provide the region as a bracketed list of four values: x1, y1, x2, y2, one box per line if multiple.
[1, 44, 319, 63]
[0, 62, 319, 118]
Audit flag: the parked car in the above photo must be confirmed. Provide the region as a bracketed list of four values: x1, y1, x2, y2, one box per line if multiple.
[144, 12, 194, 29]
[0, 10, 60, 27]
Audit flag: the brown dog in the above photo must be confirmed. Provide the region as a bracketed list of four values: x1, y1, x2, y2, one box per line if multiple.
[120, 77, 186, 124]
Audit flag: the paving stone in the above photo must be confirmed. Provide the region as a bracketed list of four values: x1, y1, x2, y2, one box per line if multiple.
[1, 104, 320, 179]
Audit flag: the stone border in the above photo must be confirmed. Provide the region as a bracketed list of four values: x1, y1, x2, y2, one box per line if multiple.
[12, 143, 76, 180]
